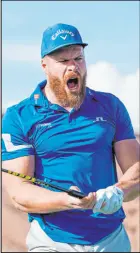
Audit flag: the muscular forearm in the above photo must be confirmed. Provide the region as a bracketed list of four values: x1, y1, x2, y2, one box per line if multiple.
[11, 182, 97, 214]
[115, 161, 140, 202]
[11, 182, 70, 213]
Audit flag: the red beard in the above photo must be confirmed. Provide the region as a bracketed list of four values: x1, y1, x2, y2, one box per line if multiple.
[48, 72, 87, 108]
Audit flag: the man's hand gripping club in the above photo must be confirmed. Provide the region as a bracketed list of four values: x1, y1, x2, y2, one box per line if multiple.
[67, 185, 124, 214]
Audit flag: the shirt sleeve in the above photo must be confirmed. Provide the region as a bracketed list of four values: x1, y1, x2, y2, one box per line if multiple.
[114, 97, 136, 142]
[2, 107, 35, 161]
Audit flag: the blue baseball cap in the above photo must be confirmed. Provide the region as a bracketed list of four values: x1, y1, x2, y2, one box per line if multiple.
[41, 23, 88, 58]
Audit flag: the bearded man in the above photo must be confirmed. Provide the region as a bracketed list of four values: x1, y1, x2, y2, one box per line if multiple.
[2, 23, 140, 252]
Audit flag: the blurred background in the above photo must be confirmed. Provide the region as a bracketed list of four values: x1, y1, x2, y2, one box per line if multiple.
[2, 1, 139, 252]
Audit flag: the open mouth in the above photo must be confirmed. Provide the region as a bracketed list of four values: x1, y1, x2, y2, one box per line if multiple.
[67, 77, 79, 90]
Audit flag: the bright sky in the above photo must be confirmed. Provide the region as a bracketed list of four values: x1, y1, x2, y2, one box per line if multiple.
[2, 1, 139, 133]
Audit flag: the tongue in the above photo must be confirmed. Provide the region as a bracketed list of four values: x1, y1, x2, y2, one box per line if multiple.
[68, 82, 76, 89]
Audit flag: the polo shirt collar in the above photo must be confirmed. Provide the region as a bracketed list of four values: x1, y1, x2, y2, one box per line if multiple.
[86, 87, 98, 102]
[30, 80, 98, 109]
[30, 80, 49, 107]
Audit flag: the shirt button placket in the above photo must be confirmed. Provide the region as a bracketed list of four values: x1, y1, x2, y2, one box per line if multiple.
[68, 112, 76, 125]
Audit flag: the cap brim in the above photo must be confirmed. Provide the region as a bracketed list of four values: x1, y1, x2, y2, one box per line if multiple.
[42, 42, 88, 57]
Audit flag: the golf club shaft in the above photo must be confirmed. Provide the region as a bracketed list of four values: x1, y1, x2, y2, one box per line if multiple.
[2, 168, 86, 199]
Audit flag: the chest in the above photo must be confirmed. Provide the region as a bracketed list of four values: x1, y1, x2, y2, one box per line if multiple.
[28, 106, 116, 156]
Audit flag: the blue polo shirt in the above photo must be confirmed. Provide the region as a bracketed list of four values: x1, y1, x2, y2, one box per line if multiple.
[2, 80, 135, 245]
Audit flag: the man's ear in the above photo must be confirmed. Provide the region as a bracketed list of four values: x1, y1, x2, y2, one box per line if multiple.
[41, 58, 47, 70]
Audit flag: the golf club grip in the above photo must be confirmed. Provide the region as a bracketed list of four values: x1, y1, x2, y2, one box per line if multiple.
[68, 190, 86, 199]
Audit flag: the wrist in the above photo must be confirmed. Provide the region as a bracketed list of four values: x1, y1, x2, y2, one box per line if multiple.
[57, 192, 71, 210]
[115, 181, 140, 202]
[115, 182, 129, 201]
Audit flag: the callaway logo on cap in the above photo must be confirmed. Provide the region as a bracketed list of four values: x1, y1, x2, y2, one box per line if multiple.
[41, 23, 88, 58]
[51, 29, 75, 40]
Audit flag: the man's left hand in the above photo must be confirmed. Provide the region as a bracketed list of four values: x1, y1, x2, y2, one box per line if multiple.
[92, 185, 124, 214]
